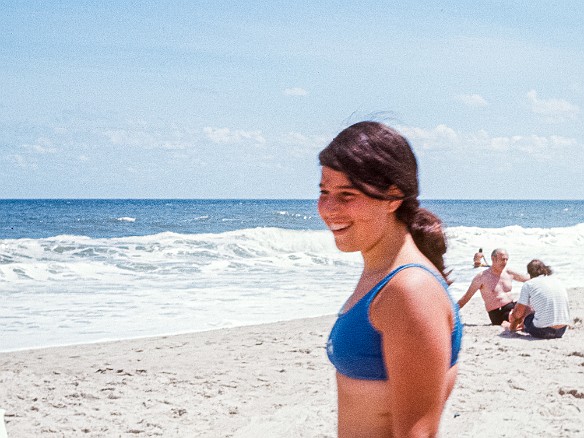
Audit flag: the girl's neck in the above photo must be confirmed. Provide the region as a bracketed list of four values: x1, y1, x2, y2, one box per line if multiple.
[361, 221, 412, 275]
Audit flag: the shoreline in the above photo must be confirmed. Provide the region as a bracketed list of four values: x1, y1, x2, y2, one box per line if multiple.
[0, 315, 339, 355]
[1, 289, 583, 437]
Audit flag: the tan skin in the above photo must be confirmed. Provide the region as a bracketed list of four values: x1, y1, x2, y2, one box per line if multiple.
[508, 302, 530, 331]
[457, 251, 529, 312]
[318, 167, 457, 438]
[473, 250, 487, 268]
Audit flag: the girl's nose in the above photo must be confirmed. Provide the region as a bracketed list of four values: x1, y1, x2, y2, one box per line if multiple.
[318, 196, 337, 217]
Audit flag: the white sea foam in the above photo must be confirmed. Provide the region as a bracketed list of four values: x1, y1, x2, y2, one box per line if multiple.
[276, 210, 313, 219]
[116, 217, 136, 222]
[1, 224, 583, 351]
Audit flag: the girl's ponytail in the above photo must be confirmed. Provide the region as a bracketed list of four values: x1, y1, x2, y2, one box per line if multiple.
[397, 200, 449, 282]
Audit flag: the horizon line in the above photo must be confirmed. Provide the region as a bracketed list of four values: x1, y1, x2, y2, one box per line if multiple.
[1, 197, 583, 202]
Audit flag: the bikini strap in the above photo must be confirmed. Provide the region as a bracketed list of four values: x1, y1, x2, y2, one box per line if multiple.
[367, 263, 447, 304]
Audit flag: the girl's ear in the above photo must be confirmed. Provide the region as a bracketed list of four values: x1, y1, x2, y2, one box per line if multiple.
[386, 185, 404, 213]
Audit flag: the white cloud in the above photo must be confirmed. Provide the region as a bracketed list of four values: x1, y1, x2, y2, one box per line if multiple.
[549, 135, 578, 147]
[526, 90, 580, 122]
[30, 145, 58, 154]
[283, 132, 330, 149]
[22, 137, 58, 154]
[397, 124, 578, 161]
[280, 131, 331, 157]
[456, 93, 489, 108]
[203, 127, 266, 145]
[8, 154, 37, 169]
[283, 87, 308, 96]
[397, 124, 459, 150]
[103, 128, 192, 150]
[484, 134, 576, 159]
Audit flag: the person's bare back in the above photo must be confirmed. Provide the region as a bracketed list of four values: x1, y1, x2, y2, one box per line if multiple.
[473, 248, 488, 268]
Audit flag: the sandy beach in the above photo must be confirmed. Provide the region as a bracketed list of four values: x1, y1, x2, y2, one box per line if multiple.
[1, 288, 583, 437]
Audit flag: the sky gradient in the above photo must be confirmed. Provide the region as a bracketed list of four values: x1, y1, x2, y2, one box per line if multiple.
[1, 1, 583, 199]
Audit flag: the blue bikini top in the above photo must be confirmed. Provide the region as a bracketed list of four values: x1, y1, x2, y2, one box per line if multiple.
[327, 263, 462, 381]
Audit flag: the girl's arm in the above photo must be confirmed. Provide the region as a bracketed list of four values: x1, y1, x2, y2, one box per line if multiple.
[371, 269, 454, 438]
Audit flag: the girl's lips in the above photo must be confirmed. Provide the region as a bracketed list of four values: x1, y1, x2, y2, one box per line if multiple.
[329, 223, 351, 232]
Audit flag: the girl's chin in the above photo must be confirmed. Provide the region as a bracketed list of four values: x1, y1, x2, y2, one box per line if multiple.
[333, 239, 359, 253]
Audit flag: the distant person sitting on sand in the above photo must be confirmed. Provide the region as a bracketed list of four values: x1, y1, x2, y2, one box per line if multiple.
[458, 248, 529, 325]
[473, 247, 489, 268]
[509, 259, 571, 338]
[319, 122, 462, 437]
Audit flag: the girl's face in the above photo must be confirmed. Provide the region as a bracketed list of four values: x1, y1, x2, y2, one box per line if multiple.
[318, 166, 394, 253]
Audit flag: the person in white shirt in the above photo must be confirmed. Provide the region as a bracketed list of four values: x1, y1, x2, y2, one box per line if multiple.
[509, 259, 571, 339]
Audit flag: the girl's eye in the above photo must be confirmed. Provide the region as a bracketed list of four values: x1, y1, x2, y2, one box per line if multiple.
[339, 192, 357, 202]
[318, 189, 360, 203]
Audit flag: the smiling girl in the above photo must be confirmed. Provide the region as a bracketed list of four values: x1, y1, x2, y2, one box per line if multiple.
[318, 121, 462, 437]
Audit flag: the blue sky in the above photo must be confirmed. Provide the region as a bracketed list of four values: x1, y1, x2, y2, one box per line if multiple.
[1, 1, 583, 199]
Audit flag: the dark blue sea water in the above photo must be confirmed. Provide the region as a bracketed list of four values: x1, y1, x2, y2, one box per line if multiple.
[1, 199, 583, 239]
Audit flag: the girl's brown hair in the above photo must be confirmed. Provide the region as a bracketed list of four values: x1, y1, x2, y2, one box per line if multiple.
[319, 121, 449, 280]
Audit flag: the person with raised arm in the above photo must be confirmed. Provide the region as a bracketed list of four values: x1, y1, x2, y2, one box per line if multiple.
[457, 248, 529, 325]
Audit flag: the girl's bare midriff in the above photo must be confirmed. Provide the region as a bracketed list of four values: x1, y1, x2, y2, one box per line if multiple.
[336, 365, 458, 438]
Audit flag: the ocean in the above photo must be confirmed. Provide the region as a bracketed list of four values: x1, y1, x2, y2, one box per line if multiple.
[1, 199, 583, 352]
